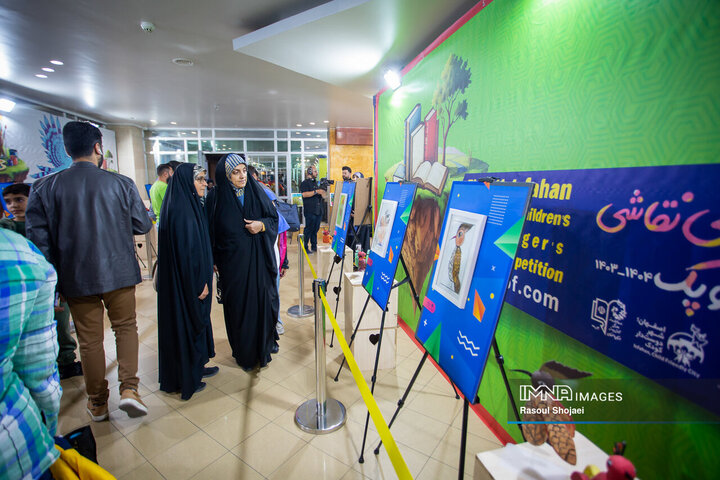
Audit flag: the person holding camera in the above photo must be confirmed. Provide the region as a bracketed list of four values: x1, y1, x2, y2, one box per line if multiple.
[300, 165, 325, 254]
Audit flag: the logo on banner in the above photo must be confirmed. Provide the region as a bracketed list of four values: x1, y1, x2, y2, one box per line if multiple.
[591, 298, 626, 339]
[667, 324, 708, 367]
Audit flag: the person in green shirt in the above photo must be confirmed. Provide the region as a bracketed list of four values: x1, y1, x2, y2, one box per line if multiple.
[150, 163, 173, 226]
[1, 182, 30, 236]
[1, 182, 83, 380]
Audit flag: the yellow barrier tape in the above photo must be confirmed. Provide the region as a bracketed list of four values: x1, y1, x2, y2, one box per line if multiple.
[300, 242, 412, 479]
[303, 243, 318, 280]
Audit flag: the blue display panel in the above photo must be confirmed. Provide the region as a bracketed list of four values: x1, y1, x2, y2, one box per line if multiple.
[362, 182, 417, 309]
[416, 181, 533, 402]
[332, 180, 356, 256]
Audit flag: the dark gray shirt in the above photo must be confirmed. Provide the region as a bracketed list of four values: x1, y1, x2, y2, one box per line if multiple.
[26, 162, 152, 297]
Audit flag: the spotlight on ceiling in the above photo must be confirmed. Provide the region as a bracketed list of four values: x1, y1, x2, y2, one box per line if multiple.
[50, 59, 64, 66]
[0, 98, 16, 112]
[384, 69, 402, 90]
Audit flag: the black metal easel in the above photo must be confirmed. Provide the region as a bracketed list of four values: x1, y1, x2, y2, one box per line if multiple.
[357, 255, 462, 463]
[333, 276, 408, 381]
[327, 204, 372, 348]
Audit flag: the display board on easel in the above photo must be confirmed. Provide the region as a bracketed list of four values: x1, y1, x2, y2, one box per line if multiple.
[415, 180, 534, 401]
[328, 180, 345, 242]
[352, 177, 373, 225]
[331, 180, 356, 256]
[362, 182, 417, 309]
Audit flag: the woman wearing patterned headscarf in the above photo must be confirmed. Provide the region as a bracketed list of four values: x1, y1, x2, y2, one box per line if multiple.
[207, 154, 279, 371]
[157, 163, 217, 399]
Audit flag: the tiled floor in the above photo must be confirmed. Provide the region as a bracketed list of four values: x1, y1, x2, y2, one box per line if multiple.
[57, 246, 502, 479]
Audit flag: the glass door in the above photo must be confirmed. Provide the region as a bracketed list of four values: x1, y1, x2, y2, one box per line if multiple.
[277, 154, 289, 203]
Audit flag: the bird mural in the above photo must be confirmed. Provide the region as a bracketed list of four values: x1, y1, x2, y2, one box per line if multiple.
[32, 115, 72, 178]
[514, 360, 593, 465]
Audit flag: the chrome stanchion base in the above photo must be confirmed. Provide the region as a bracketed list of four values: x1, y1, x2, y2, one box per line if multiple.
[287, 304, 315, 318]
[295, 399, 346, 434]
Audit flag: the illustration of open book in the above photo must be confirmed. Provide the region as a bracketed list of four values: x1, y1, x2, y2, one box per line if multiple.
[411, 160, 448, 195]
[403, 105, 448, 195]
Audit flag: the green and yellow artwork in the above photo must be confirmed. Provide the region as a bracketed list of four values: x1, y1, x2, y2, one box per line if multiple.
[375, 0, 720, 478]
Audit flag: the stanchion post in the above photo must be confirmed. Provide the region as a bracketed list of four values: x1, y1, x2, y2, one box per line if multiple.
[145, 232, 153, 280]
[287, 233, 314, 318]
[294, 279, 347, 434]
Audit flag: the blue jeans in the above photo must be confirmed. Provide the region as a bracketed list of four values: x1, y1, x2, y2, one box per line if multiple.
[303, 213, 321, 251]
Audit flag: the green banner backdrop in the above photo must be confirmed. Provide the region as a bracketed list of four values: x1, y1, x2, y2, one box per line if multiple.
[375, 0, 720, 478]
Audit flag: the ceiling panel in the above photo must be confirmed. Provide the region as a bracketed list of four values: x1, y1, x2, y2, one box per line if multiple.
[0, 0, 480, 129]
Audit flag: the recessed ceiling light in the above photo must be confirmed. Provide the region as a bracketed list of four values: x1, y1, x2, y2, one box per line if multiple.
[150, 119, 157, 124]
[0, 98, 16, 112]
[42, 67, 55, 72]
[35, 74, 48, 78]
[50, 60, 64, 65]
[323, 120, 329, 124]
[296, 131, 301, 134]
[306, 133, 311, 136]
[296, 123, 302, 127]
[309, 122, 315, 125]
[170, 121, 177, 125]
[316, 135, 321, 137]
[191, 131, 197, 134]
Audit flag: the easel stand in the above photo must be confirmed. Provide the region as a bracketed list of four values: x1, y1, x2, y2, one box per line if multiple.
[373, 330, 525, 460]
[459, 397, 470, 479]
[327, 204, 372, 348]
[373, 262, 524, 461]
[356, 254, 460, 463]
[333, 277, 408, 381]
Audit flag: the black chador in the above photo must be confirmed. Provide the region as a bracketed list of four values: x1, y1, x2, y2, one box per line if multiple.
[157, 163, 214, 399]
[207, 154, 279, 370]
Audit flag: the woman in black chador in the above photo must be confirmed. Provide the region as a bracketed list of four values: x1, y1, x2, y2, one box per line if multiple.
[157, 163, 217, 399]
[207, 154, 279, 371]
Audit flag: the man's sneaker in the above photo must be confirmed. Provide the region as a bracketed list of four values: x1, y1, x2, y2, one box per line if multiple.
[276, 321, 285, 335]
[86, 399, 109, 422]
[59, 361, 83, 380]
[119, 389, 148, 418]
[202, 366, 219, 378]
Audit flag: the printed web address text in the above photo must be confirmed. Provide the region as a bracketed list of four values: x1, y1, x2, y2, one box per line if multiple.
[508, 276, 559, 312]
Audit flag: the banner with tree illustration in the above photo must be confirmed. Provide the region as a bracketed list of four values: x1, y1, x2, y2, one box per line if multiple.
[373, 0, 720, 477]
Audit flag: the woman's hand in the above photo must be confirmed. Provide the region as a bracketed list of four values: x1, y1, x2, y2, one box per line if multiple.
[213, 264, 218, 273]
[280, 267, 288, 278]
[245, 219, 264, 234]
[198, 283, 209, 300]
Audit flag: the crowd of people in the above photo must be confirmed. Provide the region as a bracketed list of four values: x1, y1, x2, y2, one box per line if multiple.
[0, 120, 369, 478]
[0, 122, 297, 478]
